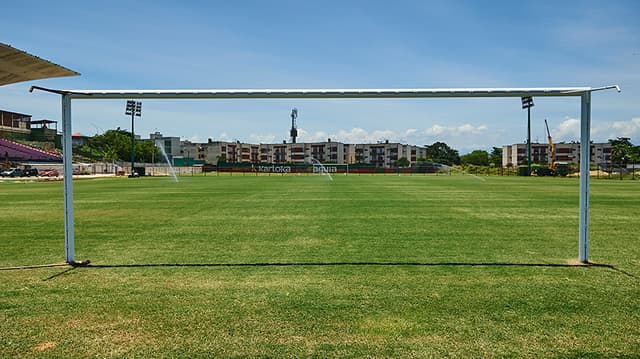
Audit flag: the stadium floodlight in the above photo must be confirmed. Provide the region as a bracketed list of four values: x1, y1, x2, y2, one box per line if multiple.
[521, 97, 534, 175]
[521, 96, 534, 109]
[125, 100, 142, 177]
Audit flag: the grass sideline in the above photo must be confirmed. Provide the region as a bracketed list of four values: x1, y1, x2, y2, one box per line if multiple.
[1, 174, 639, 357]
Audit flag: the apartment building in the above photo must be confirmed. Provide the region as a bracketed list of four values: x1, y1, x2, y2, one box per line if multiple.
[189, 140, 260, 164]
[150, 132, 181, 161]
[195, 140, 350, 165]
[258, 140, 350, 164]
[502, 142, 612, 167]
[354, 141, 427, 167]
[162, 136, 427, 168]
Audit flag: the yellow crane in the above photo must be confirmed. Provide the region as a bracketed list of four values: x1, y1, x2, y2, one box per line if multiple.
[544, 119, 557, 171]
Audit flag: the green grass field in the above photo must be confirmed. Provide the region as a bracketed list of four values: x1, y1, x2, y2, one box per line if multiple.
[1, 174, 639, 357]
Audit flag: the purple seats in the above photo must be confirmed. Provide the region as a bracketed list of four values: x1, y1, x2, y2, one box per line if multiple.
[0, 138, 62, 161]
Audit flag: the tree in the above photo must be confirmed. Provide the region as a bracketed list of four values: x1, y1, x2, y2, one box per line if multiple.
[629, 145, 640, 180]
[135, 140, 159, 163]
[460, 150, 489, 166]
[424, 142, 460, 166]
[102, 145, 118, 164]
[609, 137, 633, 179]
[489, 147, 503, 167]
[394, 157, 410, 168]
[75, 129, 158, 163]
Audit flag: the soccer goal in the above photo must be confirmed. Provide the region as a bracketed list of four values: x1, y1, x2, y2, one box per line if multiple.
[30, 85, 620, 264]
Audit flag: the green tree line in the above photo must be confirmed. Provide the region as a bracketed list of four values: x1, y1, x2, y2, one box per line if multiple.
[75, 129, 159, 163]
[609, 137, 640, 179]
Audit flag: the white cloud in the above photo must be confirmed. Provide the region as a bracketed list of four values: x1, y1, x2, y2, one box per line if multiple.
[424, 125, 446, 136]
[246, 124, 491, 149]
[608, 118, 640, 139]
[553, 118, 580, 140]
[424, 124, 488, 136]
[554, 117, 640, 143]
[185, 135, 203, 143]
[302, 127, 403, 144]
[186, 133, 232, 143]
[593, 117, 640, 142]
[297, 128, 330, 142]
[249, 133, 278, 144]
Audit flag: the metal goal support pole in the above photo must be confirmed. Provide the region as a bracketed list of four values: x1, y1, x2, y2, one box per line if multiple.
[62, 94, 75, 263]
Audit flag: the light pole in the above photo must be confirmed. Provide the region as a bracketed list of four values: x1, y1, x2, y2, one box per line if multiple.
[125, 100, 142, 177]
[521, 96, 534, 175]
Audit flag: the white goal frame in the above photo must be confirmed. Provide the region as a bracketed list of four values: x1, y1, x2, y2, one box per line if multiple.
[30, 85, 620, 264]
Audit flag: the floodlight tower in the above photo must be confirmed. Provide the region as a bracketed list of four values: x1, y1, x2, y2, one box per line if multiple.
[125, 100, 142, 177]
[290, 108, 298, 143]
[521, 96, 534, 175]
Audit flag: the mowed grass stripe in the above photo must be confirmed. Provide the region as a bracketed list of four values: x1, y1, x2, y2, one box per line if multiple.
[67, 176, 573, 265]
[0, 175, 629, 265]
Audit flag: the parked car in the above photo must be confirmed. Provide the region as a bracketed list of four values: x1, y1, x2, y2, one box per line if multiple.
[39, 169, 59, 177]
[1, 168, 24, 177]
[21, 168, 39, 177]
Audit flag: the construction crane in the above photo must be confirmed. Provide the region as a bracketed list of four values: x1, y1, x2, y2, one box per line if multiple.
[544, 119, 557, 171]
[290, 108, 298, 143]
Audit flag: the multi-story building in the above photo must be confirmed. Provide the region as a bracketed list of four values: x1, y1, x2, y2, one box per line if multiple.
[196, 140, 350, 165]
[171, 138, 426, 168]
[354, 141, 427, 167]
[502, 142, 612, 168]
[150, 132, 181, 162]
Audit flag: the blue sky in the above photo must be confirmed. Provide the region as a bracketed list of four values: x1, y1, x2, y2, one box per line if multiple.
[2, 0, 639, 153]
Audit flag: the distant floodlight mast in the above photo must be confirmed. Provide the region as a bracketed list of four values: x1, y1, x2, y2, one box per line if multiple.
[521, 96, 534, 175]
[125, 100, 142, 177]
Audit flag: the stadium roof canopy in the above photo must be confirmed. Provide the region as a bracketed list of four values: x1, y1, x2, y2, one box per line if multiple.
[0, 42, 79, 86]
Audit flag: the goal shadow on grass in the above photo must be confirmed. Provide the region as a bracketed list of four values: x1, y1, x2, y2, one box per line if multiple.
[20, 261, 633, 281]
[77, 261, 636, 278]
